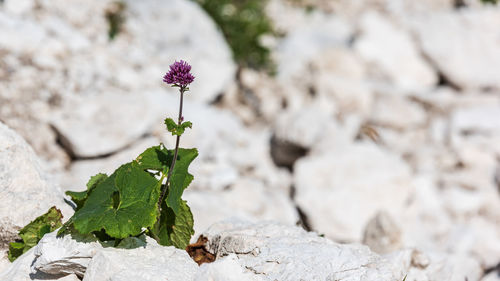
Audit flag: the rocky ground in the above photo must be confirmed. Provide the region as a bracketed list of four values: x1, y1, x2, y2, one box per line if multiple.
[0, 0, 499, 280]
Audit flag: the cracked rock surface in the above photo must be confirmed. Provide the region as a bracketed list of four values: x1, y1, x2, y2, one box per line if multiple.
[201, 220, 405, 281]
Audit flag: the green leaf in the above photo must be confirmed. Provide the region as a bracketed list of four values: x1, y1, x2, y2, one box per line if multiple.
[67, 173, 108, 210]
[8, 207, 63, 262]
[8, 242, 24, 262]
[164, 118, 192, 136]
[58, 223, 98, 242]
[164, 118, 178, 134]
[38, 225, 52, 239]
[151, 199, 194, 249]
[134, 145, 170, 172]
[71, 163, 162, 239]
[166, 148, 198, 215]
[116, 235, 147, 249]
[134, 146, 197, 215]
[176, 121, 192, 136]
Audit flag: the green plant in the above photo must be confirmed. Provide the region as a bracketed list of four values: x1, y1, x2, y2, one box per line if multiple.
[8, 60, 198, 261]
[194, 0, 274, 71]
[8, 207, 63, 261]
[481, 0, 498, 3]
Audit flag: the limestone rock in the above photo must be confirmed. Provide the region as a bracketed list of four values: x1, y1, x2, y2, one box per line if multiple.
[443, 217, 500, 269]
[312, 48, 374, 118]
[0, 13, 47, 55]
[0, 246, 79, 281]
[0, 122, 72, 250]
[58, 137, 159, 192]
[276, 13, 352, 80]
[32, 232, 102, 277]
[184, 179, 299, 238]
[354, 12, 437, 90]
[482, 272, 500, 281]
[451, 104, 500, 135]
[195, 254, 266, 281]
[201, 220, 407, 281]
[363, 211, 402, 254]
[370, 95, 427, 130]
[294, 142, 413, 242]
[411, 8, 500, 90]
[404, 251, 482, 281]
[50, 92, 160, 158]
[82, 240, 198, 281]
[387, 249, 483, 281]
[3, 230, 197, 281]
[273, 106, 333, 149]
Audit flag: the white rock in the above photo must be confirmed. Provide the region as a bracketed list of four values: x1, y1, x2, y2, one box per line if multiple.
[184, 179, 299, 239]
[123, 0, 236, 103]
[0, 255, 10, 274]
[0, 246, 79, 281]
[444, 217, 500, 269]
[3, 0, 35, 15]
[54, 275, 81, 281]
[354, 12, 437, 90]
[50, 92, 161, 158]
[234, 69, 289, 122]
[32, 231, 102, 277]
[442, 140, 498, 191]
[83, 240, 198, 281]
[398, 176, 454, 251]
[0, 122, 72, 249]
[195, 254, 265, 281]
[273, 106, 333, 149]
[312, 48, 374, 117]
[405, 251, 482, 281]
[30, 230, 198, 281]
[311, 0, 454, 18]
[387, 249, 483, 281]
[294, 142, 413, 242]
[201, 220, 406, 281]
[58, 137, 159, 192]
[451, 104, 500, 135]
[482, 272, 500, 281]
[363, 211, 402, 254]
[276, 13, 352, 80]
[0, 14, 47, 55]
[39, 16, 90, 52]
[411, 8, 500, 90]
[373, 127, 429, 162]
[370, 95, 427, 130]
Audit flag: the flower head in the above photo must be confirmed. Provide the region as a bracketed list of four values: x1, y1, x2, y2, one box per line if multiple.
[163, 60, 195, 87]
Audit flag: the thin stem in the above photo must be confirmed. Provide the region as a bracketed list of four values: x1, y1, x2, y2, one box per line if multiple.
[158, 87, 185, 213]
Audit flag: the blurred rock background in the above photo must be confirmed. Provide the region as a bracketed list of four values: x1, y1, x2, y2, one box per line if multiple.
[0, 0, 499, 279]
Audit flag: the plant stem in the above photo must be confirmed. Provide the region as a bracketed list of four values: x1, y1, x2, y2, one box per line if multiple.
[158, 87, 185, 212]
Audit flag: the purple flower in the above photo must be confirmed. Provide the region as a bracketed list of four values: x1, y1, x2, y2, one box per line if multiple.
[163, 60, 195, 87]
